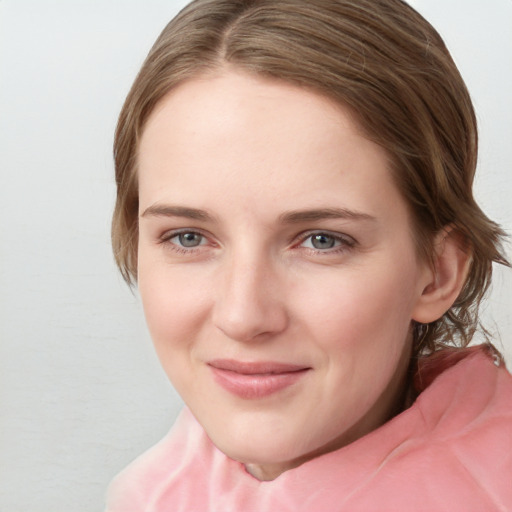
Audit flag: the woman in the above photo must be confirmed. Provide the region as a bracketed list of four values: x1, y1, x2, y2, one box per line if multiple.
[106, 0, 512, 510]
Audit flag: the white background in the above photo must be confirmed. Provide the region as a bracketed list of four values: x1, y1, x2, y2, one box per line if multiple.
[0, 1, 510, 510]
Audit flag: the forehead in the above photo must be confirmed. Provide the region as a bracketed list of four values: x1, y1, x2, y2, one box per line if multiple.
[137, 70, 408, 226]
[140, 70, 361, 159]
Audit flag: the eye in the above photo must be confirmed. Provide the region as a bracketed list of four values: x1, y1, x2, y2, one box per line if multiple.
[306, 233, 339, 250]
[298, 231, 355, 252]
[163, 230, 208, 250]
[175, 232, 205, 248]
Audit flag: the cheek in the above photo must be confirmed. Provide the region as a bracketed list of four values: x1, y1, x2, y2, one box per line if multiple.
[137, 258, 211, 354]
[295, 260, 419, 419]
[294, 257, 420, 354]
[137, 266, 215, 403]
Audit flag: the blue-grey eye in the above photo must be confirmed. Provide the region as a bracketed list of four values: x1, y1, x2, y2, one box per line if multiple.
[178, 232, 204, 247]
[310, 233, 337, 249]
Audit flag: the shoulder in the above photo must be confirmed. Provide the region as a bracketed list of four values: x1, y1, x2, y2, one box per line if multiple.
[105, 408, 208, 512]
[336, 347, 512, 511]
[380, 346, 512, 509]
[413, 345, 512, 433]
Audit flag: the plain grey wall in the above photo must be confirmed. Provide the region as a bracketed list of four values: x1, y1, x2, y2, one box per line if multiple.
[0, 1, 510, 510]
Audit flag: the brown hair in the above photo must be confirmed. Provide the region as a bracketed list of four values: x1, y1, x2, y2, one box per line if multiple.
[112, 0, 509, 354]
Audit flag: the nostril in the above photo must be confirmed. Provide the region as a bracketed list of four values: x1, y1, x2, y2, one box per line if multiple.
[212, 296, 288, 342]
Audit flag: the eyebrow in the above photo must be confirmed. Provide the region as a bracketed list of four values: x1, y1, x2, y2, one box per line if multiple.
[140, 204, 376, 224]
[279, 207, 376, 223]
[140, 204, 214, 222]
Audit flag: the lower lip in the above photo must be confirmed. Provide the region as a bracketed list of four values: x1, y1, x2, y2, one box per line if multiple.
[209, 367, 309, 399]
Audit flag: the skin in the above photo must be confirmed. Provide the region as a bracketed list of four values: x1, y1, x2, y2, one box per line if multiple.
[136, 69, 454, 481]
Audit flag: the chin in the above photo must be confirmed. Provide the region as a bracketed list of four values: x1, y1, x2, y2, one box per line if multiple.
[205, 419, 320, 469]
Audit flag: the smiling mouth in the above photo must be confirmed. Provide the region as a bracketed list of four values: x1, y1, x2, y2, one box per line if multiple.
[208, 360, 311, 399]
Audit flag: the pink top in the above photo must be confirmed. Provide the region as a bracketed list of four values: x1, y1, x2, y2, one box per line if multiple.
[106, 346, 512, 511]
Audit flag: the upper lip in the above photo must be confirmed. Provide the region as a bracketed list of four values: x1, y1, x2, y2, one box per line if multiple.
[208, 359, 310, 375]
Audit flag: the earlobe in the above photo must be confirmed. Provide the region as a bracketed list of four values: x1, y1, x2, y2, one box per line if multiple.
[412, 227, 471, 324]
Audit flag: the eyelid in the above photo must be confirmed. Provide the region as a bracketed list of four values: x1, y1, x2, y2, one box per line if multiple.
[159, 227, 214, 250]
[294, 229, 357, 251]
[160, 227, 205, 241]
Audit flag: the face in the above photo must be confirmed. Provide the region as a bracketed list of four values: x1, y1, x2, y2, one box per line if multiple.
[137, 70, 433, 480]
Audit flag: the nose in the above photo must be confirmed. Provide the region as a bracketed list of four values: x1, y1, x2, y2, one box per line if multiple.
[212, 254, 288, 343]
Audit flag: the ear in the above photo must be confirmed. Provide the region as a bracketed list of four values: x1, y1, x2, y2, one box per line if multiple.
[412, 227, 471, 324]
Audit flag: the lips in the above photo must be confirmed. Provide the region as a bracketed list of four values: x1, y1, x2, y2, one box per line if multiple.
[208, 359, 310, 399]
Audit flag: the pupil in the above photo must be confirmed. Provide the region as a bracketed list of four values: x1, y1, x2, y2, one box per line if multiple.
[179, 233, 201, 247]
[312, 234, 335, 249]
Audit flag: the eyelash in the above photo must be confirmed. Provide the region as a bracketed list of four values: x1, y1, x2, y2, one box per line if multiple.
[159, 229, 210, 254]
[294, 230, 356, 255]
[158, 229, 357, 255]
